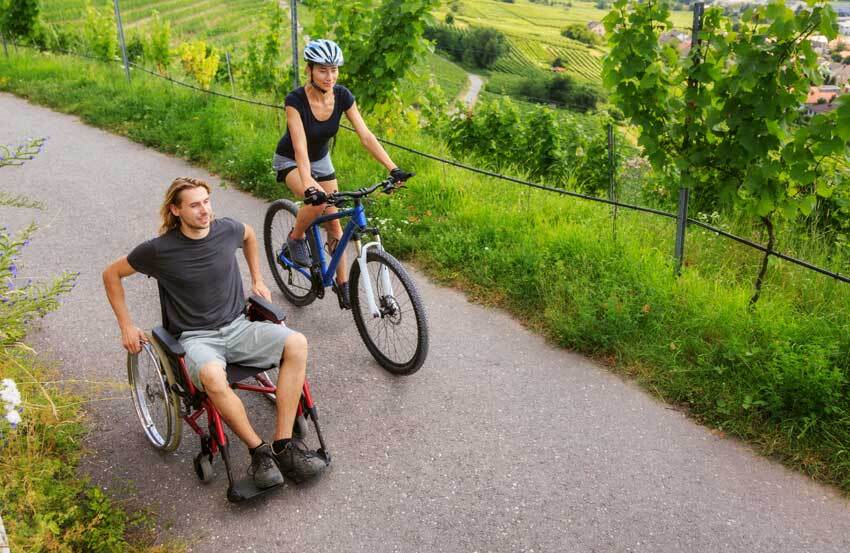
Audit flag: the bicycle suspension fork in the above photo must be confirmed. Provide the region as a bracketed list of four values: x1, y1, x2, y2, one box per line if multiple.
[353, 235, 394, 319]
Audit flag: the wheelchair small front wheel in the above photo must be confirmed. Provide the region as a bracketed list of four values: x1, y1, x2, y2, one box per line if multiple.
[127, 341, 182, 452]
[194, 453, 215, 483]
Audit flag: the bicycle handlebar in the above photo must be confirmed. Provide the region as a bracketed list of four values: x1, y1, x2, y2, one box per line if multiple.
[306, 174, 414, 207]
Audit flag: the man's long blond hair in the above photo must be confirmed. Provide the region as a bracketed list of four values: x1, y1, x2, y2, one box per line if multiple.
[159, 177, 212, 235]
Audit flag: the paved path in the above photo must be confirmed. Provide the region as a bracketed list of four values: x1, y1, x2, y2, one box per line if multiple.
[462, 73, 484, 108]
[2, 92, 849, 552]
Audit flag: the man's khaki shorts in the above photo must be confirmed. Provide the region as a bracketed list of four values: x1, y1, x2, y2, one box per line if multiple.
[178, 314, 296, 391]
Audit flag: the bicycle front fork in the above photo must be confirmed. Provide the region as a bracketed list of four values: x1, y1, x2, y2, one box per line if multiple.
[353, 237, 393, 319]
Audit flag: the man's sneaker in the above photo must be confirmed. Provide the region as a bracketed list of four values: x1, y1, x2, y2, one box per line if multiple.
[273, 439, 326, 483]
[333, 281, 351, 310]
[248, 443, 284, 489]
[286, 233, 311, 267]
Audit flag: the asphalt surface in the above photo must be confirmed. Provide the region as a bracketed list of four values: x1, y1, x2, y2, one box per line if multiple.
[463, 74, 484, 108]
[2, 92, 850, 552]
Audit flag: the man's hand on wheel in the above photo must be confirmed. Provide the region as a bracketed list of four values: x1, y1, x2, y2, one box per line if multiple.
[121, 324, 148, 354]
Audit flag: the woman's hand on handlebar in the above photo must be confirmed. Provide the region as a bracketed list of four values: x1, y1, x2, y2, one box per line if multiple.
[385, 167, 414, 193]
[303, 185, 328, 206]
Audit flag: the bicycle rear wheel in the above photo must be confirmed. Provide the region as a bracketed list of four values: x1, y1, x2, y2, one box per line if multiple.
[264, 199, 316, 306]
[349, 249, 428, 375]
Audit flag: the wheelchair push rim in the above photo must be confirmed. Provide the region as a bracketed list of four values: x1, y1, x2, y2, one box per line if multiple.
[127, 341, 182, 451]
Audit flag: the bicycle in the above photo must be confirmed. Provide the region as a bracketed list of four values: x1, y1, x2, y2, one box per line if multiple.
[263, 175, 428, 375]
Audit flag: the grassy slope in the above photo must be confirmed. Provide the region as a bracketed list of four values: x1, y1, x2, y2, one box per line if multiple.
[41, 0, 279, 50]
[433, 0, 692, 85]
[2, 50, 849, 495]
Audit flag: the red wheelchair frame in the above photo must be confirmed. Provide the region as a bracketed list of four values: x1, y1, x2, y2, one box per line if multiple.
[133, 295, 329, 502]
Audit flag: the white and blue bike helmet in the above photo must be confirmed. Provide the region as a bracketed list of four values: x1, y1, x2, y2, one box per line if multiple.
[303, 39, 344, 67]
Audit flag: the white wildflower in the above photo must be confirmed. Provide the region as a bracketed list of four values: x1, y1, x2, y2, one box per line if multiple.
[5, 409, 21, 427]
[0, 379, 20, 407]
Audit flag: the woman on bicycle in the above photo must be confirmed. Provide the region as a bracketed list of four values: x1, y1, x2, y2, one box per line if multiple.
[274, 39, 411, 309]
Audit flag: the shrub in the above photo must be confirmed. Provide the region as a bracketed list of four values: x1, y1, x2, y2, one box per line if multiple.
[144, 10, 171, 74]
[83, 1, 117, 61]
[179, 40, 220, 90]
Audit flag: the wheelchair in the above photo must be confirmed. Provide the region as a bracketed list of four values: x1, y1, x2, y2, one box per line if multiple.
[126, 295, 330, 503]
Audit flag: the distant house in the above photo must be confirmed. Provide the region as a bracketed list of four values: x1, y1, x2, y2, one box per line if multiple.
[551, 66, 566, 73]
[839, 20, 850, 36]
[659, 30, 690, 45]
[587, 21, 606, 37]
[805, 85, 841, 115]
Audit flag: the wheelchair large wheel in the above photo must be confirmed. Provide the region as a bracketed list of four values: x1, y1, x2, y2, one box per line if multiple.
[127, 340, 182, 452]
[349, 248, 429, 375]
[264, 199, 316, 307]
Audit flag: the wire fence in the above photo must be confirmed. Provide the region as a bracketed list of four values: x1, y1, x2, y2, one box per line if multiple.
[3, 40, 849, 286]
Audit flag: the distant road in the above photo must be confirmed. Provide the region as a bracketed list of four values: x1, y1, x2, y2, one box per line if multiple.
[2, 92, 850, 552]
[463, 73, 484, 108]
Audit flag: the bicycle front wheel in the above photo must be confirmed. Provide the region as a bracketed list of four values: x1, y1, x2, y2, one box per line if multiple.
[264, 199, 316, 306]
[349, 249, 429, 375]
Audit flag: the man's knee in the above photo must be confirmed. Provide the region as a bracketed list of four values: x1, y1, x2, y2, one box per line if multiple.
[283, 332, 308, 362]
[199, 363, 228, 393]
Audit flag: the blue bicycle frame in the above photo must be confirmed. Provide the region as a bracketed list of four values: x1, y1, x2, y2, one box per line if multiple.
[276, 199, 390, 318]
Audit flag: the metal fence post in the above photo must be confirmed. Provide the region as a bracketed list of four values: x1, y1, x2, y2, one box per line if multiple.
[674, 1, 704, 276]
[290, 0, 300, 89]
[225, 51, 235, 94]
[607, 123, 617, 239]
[113, 0, 131, 82]
[674, 187, 689, 275]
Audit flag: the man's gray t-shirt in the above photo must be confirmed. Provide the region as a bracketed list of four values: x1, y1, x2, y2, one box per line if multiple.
[127, 217, 245, 335]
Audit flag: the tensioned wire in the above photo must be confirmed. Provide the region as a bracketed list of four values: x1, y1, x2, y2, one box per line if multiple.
[7, 43, 849, 285]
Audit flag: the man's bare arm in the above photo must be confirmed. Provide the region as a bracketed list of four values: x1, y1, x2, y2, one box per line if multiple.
[243, 224, 271, 300]
[102, 256, 147, 353]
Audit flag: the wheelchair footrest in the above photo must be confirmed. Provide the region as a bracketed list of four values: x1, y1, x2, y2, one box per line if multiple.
[227, 479, 284, 503]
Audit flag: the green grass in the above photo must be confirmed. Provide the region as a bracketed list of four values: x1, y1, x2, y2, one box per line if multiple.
[421, 51, 469, 101]
[0, 345, 185, 552]
[2, 49, 849, 496]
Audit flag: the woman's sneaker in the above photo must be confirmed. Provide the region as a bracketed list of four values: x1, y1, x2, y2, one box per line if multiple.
[286, 233, 311, 266]
[248, 443, 284, 489]
[273, 439, 326, 483]
[333, 281, 351, 310]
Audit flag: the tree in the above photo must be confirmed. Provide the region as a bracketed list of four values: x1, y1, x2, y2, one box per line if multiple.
[310, 0, 439, 112]
[0, 0, 39, 40]
[464, 27, 508, 68]
[603, 0, 850, 305]
[561, 23, 600, 45]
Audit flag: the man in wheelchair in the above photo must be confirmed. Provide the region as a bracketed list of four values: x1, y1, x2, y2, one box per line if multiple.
[103, 176, 326, 490]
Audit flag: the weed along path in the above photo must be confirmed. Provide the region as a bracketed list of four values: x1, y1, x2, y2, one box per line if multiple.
[3, 92, 850, 552]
